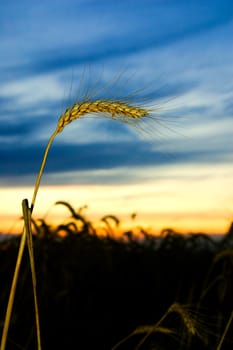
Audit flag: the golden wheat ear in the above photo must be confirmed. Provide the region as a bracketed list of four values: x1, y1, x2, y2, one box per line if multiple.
[56, 99, 149, 133]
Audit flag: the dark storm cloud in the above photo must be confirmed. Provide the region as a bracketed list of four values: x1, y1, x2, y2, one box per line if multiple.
[0, 138, 232, 183]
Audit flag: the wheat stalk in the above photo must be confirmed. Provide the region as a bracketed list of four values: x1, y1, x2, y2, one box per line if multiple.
[0, 200, 42, 350]
[1, 97, 153, 350]
[32, 99, 151, 207]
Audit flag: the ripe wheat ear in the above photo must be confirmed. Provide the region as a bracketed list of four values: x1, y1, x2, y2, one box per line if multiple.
[57, 99, 149, 132]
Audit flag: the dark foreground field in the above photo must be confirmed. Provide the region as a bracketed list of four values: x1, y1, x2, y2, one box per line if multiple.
[0, 216, 233, 349]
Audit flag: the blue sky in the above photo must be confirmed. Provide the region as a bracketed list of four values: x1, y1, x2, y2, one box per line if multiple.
[0, 0, 233, 233]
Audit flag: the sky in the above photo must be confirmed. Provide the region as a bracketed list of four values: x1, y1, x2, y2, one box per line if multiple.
[0, 0, 233, 235]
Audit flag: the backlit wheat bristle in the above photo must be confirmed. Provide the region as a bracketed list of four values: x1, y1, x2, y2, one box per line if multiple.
[57, 99, 149, 133]
[170, 303, 196, 336]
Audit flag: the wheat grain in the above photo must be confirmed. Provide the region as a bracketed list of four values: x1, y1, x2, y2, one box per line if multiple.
[57, 99, 149, 133]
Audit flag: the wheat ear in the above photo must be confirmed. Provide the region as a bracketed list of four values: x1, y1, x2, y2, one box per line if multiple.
[57, 99, 149, 132]
[1, 98, 151, 350]
[169, 303, 196, 336]
[112, 303, 197, 350]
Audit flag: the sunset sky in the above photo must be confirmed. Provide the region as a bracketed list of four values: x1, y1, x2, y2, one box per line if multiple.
[0, 0, 233, 235]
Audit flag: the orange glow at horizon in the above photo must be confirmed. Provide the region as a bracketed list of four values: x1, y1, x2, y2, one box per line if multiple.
[0, 163, 232, 236]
